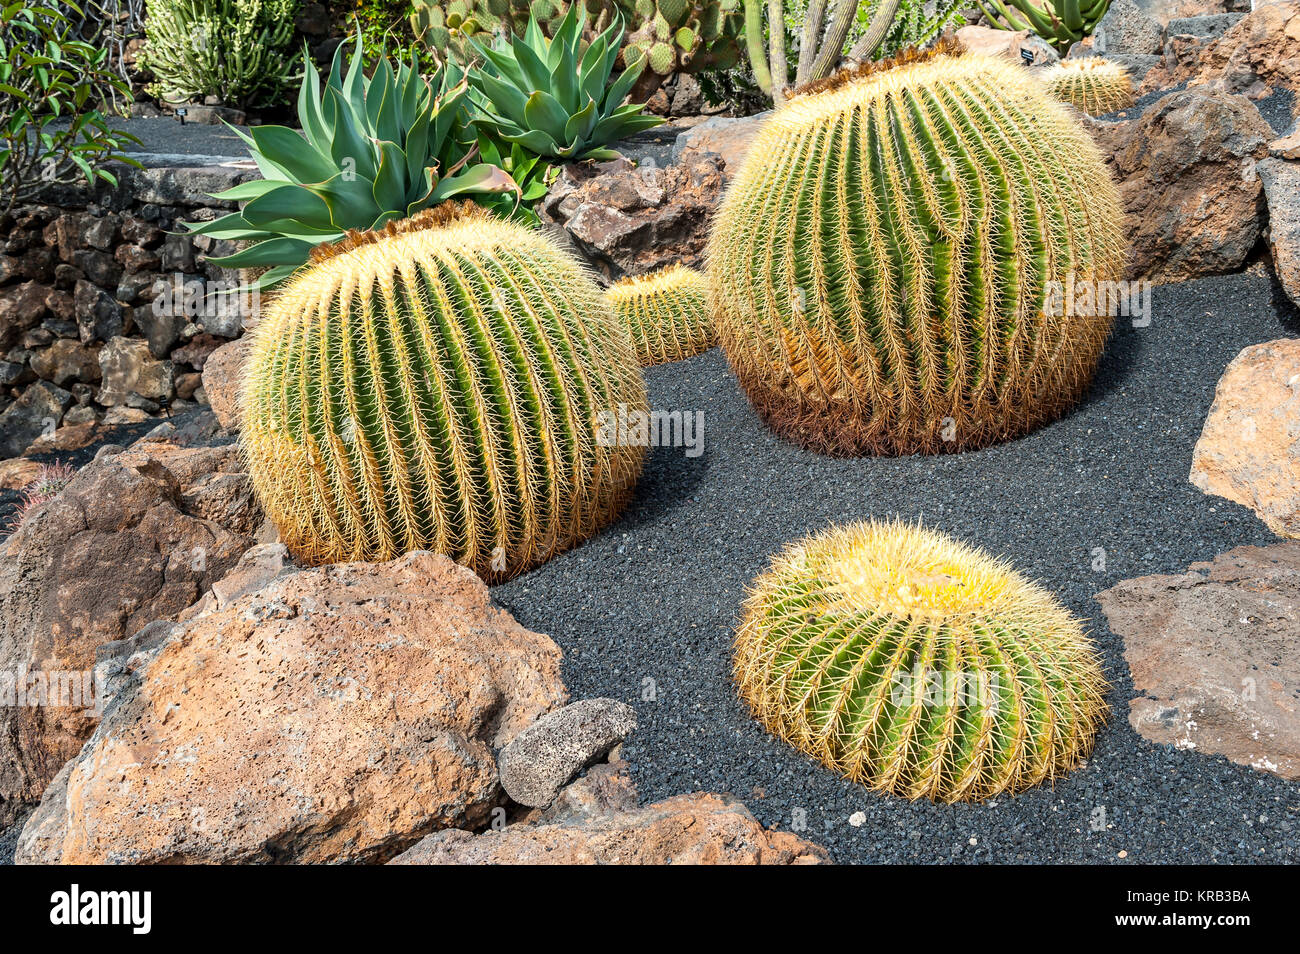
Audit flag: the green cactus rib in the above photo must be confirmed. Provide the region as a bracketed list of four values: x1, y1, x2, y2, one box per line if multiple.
[706, 42, 1126, 456]
[606, 265, 716, 366]
[242, 204, 648, 581]
[735, 520, 1109, 802]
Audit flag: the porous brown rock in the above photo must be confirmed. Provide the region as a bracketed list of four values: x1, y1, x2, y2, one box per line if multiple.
[1139, 2, 1300, 109]
[1190, 338, 1300, 537]
[1087, 88, 1271, 281]
[0, 381, 73, 458]
[1258, 158, 1300, 306]
[1096, 543, 1300, 780]
[391, 760, 830, 865]
[200, 336, 248, 431]
[670, 114, 766, 177]
[0, 443, 259, 827]
[15, 552, 567, 864]
[97, 336, 174, 407]
[540, 149, 725, 281]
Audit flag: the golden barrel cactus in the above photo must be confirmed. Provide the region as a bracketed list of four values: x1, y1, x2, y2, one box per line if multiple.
[1042, 57, 1135, 116]
[242, 203, 647, 581]
[707, 41, 1126, 455]
[605, 265, 715, 366]
[735, 520, 1109, 802]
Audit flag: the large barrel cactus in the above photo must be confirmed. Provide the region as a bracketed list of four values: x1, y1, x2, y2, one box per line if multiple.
[242, 203, 647, 581]
[606, 265, 715, 366]
[735, 520, 1108, 802]
[707, 41, 1126, 455]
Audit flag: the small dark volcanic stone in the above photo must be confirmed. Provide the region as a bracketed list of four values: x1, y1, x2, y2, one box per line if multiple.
[493, 270, 1300, 865]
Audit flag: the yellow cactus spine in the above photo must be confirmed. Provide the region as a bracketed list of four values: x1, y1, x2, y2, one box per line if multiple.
[1042, 58, 1135, 116]
[706, 41, 1127, 456]
[242, 203, 648, 581]
[605, 265, 715, 366]
[734, 520, 1109, 802]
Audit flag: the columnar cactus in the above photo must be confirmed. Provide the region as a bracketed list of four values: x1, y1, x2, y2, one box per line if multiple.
[734, 520, 1108, 802]
[606, 265, 715, 366]
[1042, 58, 1135, 116]
[707, 40, 1127, 455]
[242, 202, 648, 581]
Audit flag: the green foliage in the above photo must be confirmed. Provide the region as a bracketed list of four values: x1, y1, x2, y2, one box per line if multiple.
[465, 5, 663, 161]
[410, 0, 744, 78]
[0, 3, 141, 216]
[784, 0, 965, 60]
[977, 0, 1111, 54]
[183, 34, 520, 288]
[356, 0, 439, 70]
[138, 0, 302, 108]
[242, 204, 648, 581]
[473, 132, 558, 224]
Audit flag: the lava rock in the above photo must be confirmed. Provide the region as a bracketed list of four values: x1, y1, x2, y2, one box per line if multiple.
[1190, 337, 1300, 537]
[1097, 542, 1300, 781]
[14, 552, 567, 864]
[498, 698, 637, 808]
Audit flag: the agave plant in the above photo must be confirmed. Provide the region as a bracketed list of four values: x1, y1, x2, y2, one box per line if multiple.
[184, 34, 519, 287]
[976, 0, 1111, 54]
[465, 4, 663, 162]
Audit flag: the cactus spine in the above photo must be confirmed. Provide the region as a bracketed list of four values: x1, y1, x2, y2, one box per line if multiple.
[707, 42, 1126, 455]
[242, 203, 647, 581]
[1042, 58, 1135, 116]
[735, 520, 1108, 802]
[605, 265, 715, 366]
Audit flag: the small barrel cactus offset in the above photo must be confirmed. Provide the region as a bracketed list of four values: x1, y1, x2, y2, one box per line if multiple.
[734, 520, 1108, 802]
[606, 265, 715, 366]
[707, 40, 1126, 455]
[242, 202, 648, 581]
[1042, 58, 1135, 116]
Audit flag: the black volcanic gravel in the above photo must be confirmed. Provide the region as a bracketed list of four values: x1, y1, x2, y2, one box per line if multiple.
[492, 270, 1300, 864]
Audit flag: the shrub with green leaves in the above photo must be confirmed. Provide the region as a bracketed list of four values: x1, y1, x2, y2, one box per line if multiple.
[183, 35, 520, 288]
[465, 5, 663, 161]
[784, 0, 965, 61]
[412, 0, 744, 87]
[0, 3, 140, 216]
[138, 0, 301, 108]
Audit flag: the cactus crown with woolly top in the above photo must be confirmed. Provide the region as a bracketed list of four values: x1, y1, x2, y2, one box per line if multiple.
[734, 520, 1109, 802]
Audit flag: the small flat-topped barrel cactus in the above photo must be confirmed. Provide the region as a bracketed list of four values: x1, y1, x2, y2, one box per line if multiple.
[242, 202, 647, 581]
[707, 40, 1126, 455]
[734, 520, 1108, 801]
[605, 265, 715, 366]
[1042, 58, 1135, 116]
